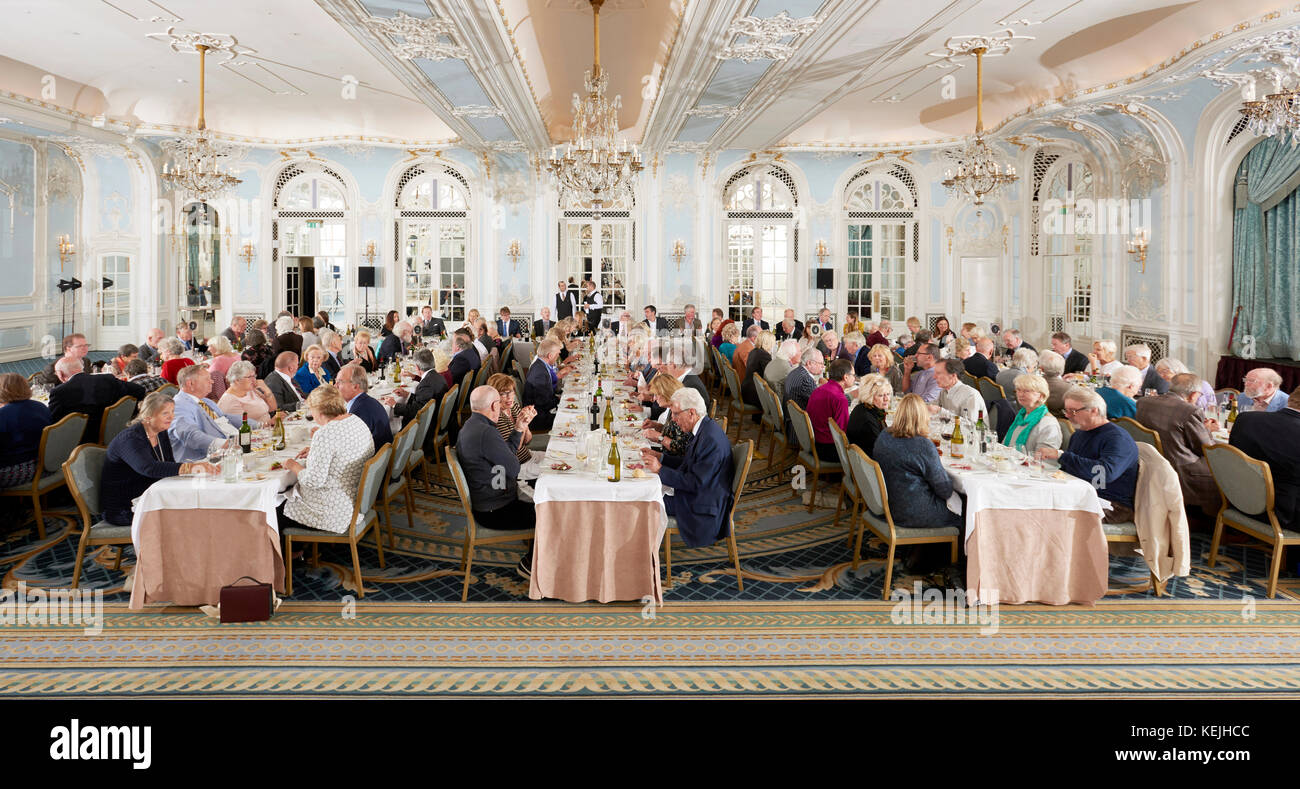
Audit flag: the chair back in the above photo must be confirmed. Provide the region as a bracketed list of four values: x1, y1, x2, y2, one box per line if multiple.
[1215, 387, 1241, 397]
[445, 447, 478, 533]
[753, 376, 778, 432]
[158, 384, 179, 398]
[43, 412, 89, 474]
[432, 384, 459, 438]
[411, 397, 437, 447]
[1056, 416, 1073, 452]
[486, 347, 501, 377]
[388, 420, 419, 485]
[350, 443, 392, 537]
[63, 444, 107, 526]
[726, 439, 754, 528]
[472, 360, 491, 391]
[846, 444, 890, 526]
[716, 416, 728, 435]
[723, 361, 743, 402]
[785, 401, 813, 453]
[977, 376, 1006, 404]
[99, 395, 137, 445]
[827, 420, 856, 497]
[1114, 416, 1163, 455]
[1204, 443, 1273, 517]
[457, 371, 475, 417]
[511, 359, 526, 384]
[959, 370, 979, 389]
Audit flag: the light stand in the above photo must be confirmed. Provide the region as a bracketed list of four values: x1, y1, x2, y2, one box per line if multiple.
[58, 277, 82, 338]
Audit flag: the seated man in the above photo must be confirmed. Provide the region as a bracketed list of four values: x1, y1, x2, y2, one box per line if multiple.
[336, 363, 393, 451]
[1135, 373, 1218, 514]
[639, 387, 735, 548]
[378, 320, 413, 364]
[48, 356, 146, 444]
[524, 338, 568, 431]
[774, 308, 804, 342]
[458, 385, 537, 577]
[220, 316, 246, 346]
[137, 328, 165, 366]
[807, 358, 856, 462]
[964, 336, 999, 381]
[1036, 387, 1139, 523]
[931, 358, 984, 422]
[35, 334, 92, 386]
[1097, 364, 1143, 420]
[1124, 343, 1169, 396]
[447, 330, 481, 386]
[168, 363, 240, 462]
[385, 347, 447, 427]
[265, 351, 306, 412]
[901, 343, 940, 403]
[532, 306, 555, 339]
[1231, 386, 1300, 531]
[784, 348, 823, 417]
[1239, 368, 1289, 413]
[123, 359, 169, 393]
[419, 304, 446, 339]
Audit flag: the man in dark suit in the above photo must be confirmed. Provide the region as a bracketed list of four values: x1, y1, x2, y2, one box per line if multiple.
[1230, 386, 1300, 531]
[741, 307, 770, 333]
[219, 317, 246, 346]
[554, 281, 578, 321]
[774, 309, 804, 342]
[1001, 328, 1035, 355]
[533, 306, 555, 339]
[321, 330, 344, 378]
[336, 363, 393, 450]
[175, 323, 207, 354]
[1051, 331, 1091, 375]
[265, 351, 305, 412]
[419, 305, 446, 339]
[1135, 373, 1219, 514]
[267, 320, 302, 378]
[1123, 344, 1169, 396]
[496, 307, 523, 339]
[642, 305, 669, 332]
[524, 338, 567, 431]
[447, 330, 481, 387]
[459, 386, 537, 576]
[963, 337, 1000, 381]
[48, 357, 145, 444]
[640, 388, 735, 548]
[377, 321, 412, 364]
[656, 360, 712, 416]
[385, 348, 448, 428]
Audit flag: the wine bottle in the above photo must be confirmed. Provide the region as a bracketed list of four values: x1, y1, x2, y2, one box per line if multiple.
[603, 399, 614, 432]
[595, 379, 604, 401]
[590, 396, 600, 431]
[607, 437, 621, 482]
[950, 416, 964, 460]
[1227, 395, 1239, 425]
[392, 356, 402, 383]
[273, 412, 286, 451]
[239, 412, 252, 454]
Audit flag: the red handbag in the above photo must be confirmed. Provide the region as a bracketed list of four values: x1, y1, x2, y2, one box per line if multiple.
[219, 576, 274, 623]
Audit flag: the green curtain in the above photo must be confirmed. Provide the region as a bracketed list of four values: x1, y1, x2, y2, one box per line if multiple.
[1232, 137, 1300, 360]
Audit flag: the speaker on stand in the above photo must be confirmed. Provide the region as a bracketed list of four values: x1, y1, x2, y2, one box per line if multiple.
[815, 268, 834, 311]
[357, 266, 376, 328]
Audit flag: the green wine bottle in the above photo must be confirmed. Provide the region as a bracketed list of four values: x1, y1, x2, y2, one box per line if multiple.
[239, 412, 252, 454]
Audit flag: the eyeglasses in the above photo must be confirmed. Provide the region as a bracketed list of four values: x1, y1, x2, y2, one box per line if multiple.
[1064, 406, 1092, 415]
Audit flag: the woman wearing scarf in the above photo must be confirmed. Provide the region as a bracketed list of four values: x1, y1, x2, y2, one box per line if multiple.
[1004, 374, 1062, 455]
[293, 345, 334, 397]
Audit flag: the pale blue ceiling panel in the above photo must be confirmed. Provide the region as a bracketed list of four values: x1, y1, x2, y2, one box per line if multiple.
[415, 58, 493, 107]
[699, 59, 771, 106]
[674, 116, 726, 142]
[750, 0, 826, 17]
[468, 115, 516, 141]
[357, 0, 432, 19]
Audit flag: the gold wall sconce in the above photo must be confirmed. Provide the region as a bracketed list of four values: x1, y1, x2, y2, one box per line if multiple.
[670, 239, 686, 270]
[1127, 228, 1149, 274]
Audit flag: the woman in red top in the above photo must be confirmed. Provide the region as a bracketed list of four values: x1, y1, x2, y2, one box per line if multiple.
[158, 337, 194, 384]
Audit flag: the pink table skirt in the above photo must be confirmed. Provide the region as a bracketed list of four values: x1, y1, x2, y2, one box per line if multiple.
[130, 508, 285, 608]
[966, 509, 1108, 605]
[529, 500, 665, 604]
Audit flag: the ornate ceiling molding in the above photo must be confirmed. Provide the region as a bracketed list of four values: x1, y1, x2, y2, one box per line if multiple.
[451, 104, 505, 118]
[663, 141, 711, 154]
[684, 104, 740, 119]
[365, 12, 469, 61]
[715, 11, 821, 63]
[145, 27, 252, 63]
[50, 135, 129, 159]
[926, 29, 1036, 66]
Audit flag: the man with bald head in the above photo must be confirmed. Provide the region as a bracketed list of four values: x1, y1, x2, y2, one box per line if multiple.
[458, 385, 537, 577]
[265, 351, 306, 412]
[965, 336, 1000, 381]
[138, 328, 166, 366]
[49, 354, 145, 444]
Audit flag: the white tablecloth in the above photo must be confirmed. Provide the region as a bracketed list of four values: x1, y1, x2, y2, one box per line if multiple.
[130, 472, 292, 546]
[943, 459, 1103, 543]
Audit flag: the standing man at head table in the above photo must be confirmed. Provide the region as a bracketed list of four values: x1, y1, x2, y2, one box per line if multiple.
[419, 305, 446, 339]
[582, 279, 604, 332]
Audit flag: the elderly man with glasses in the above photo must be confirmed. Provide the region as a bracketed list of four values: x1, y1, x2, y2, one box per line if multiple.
[1036, 387, 1139, 523]
[901, 342, 941, 403]
[639, 387, 735, 548]
[1239, 368, 1289, 413]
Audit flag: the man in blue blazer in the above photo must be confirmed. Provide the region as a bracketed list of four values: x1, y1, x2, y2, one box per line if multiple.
[168, 363, 240, 462]
[496, 307, 523, 339]
[641, 387, 735, 548]
[336, 363, 393, 450]
[524, 338, 567, 431]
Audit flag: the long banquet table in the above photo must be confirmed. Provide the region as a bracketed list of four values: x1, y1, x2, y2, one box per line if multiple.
[527, 349, 669, 604]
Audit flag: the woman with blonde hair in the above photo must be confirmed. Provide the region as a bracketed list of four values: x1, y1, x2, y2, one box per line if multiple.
[847, 373, 892, 456]
[741, 330, 776, 408]
[433, 347, 454, 389]
[298, 316, 319, 351]
[351, 330, 378, 373]
[101, 393, 218, 525]
[206, 335, 240, 400]
[867, 343, 903, 393]
[1005, 374, 1062, 455]
[641, 374, 691, 456]
[870, 393, 962, 533]
[278, 385, 375, 534]
[719, 322, 742, 361]
[294, 344, 333, 396]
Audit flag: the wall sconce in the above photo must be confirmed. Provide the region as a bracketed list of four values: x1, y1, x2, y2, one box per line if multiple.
[363, 240, 378, 265]
[239, 240, 255, 270]
[815, 239, 829, 266]
[506, 239, 522, 269]
[670, 239, 686, 270]
[1127, 228, 1149, 274]
[57, 234, 76, 270]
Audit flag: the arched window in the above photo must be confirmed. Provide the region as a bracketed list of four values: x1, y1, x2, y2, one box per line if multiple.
[1041, 159, 1094, 335]
[561, 188, 634, 318]
[272, 164, 350, 322]
[395, 164, 470, 323]
[723, 164, 797, 322]
[841, 164, 918, 323]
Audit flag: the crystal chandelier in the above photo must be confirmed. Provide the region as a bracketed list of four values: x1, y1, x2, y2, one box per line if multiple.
[161, 44, 241, 201]
[545, 0, 643, 220]
[942, 47, 1017, 206]
[1240, 79, 1300, 144]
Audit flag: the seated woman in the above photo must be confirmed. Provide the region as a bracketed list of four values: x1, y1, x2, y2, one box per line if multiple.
[841, 310, 865, 337]
[217, 360, 278, 427]
[488, 373, 535, 465]
[867, 343, 903, 393]
[932, 316, 957, 349]
[240, 328, 274, 378]
[293, 345, 333, 397]
[741, 330, 775, 411]
[642, 374, 691, 456]
[1004, 374, 1063, 456]
[847, 373, 891, 457]
[718, 322, 741, 362]
[278, 385, 376, 533]
[205, 335, 241, 400]
[297, 316, 319, 352]
[434, 348, 454, 389]
[0, 373, 53, 487]
[710, 318, 732, 349]
[816, 330, 841, 363]
[380, 310, 399, 339]
[101, 393, 218, 525]
[351, 330, 378, 374]
[158, 337, 195, 384]
[871, 393, 963, 534]
[112, 344, 139, 378]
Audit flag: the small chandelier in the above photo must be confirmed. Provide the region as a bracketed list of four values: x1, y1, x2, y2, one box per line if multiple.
[545, 0, 643, 220]
[1240, 75, 1300, 144]
[161, 44, 242, 201]
[942, 47, 1017, 206]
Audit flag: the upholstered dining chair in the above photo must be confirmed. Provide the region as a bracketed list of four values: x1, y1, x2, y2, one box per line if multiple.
[753, 376, 790, 469]
[1113, 416, 1164, 456]
[662, 439, 752, 591]
[1204, 443, 1300, 598]
[446, 447, 535, 601]
[98, 395, 137, 446]
[0, 412, 87, 540]
[977, 376, 1007, 407]
[1055, 416, 1074, 452]
[427, 383, 459, 468]
[405, 397, 438, 493]
[284, 443, 390, 598]
[827, 420, 863, 535]
[62, 444, 132, 589]
[722, 362, 762, 441]
[378, 420, 420, 547]
[785, 401, 841, 513]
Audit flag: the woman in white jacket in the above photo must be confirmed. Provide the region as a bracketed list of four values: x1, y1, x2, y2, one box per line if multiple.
[1004, 374, 1063, 456]
[280, 385, 375, 534]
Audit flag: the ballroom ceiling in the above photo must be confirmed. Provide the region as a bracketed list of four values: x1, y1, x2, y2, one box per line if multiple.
[0, 0, 1291, 150]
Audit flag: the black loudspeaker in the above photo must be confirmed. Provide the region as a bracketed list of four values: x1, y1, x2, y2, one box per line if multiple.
[815, 268, 834, 289]
[357, 266, 376, 287]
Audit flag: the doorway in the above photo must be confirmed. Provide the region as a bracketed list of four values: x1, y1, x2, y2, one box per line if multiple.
[958, 256, 1001, 329]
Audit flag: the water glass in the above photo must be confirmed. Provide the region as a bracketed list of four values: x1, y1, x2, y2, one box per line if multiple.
[221, 450, 239, 483]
